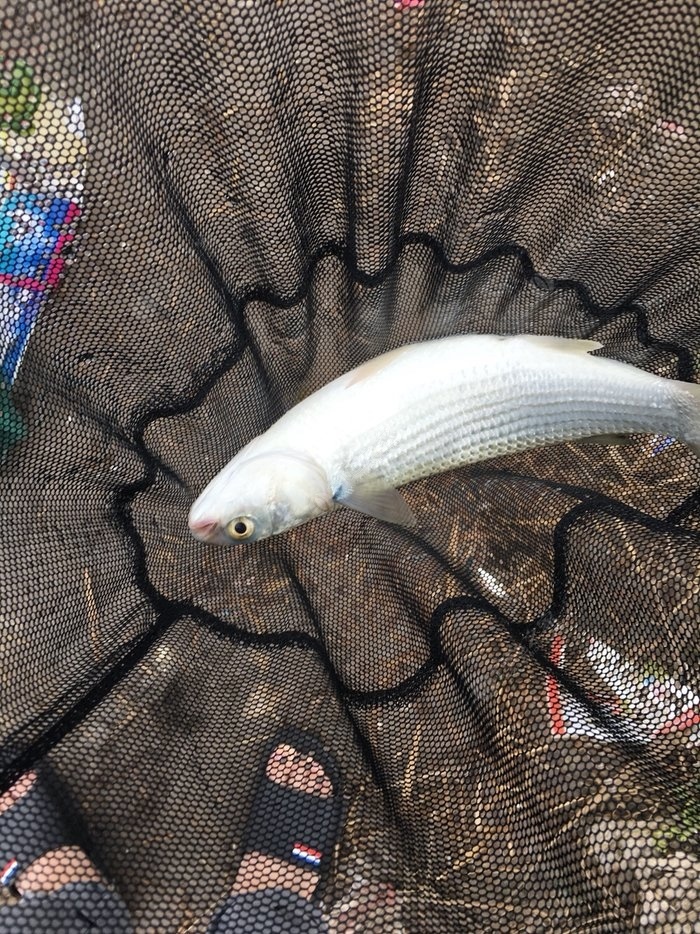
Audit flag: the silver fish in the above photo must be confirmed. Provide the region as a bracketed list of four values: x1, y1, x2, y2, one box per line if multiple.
[188, 334, 700, 545]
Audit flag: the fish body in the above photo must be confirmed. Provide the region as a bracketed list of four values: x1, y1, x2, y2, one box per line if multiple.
[188, 334, 700, 545]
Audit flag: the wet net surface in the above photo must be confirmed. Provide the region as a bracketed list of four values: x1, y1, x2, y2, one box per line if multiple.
[1, 0, 699, 930]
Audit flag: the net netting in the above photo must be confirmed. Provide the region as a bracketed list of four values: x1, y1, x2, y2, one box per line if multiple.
[1, 0, 699, 930]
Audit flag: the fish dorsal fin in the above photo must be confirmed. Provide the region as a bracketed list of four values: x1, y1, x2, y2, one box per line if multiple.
[516, 335, 603, 354]
[345, 345, 412, 388]
[334, 483, 417, 527]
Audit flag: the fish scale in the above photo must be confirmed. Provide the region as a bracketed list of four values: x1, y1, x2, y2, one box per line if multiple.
[332, 385, 673, 488]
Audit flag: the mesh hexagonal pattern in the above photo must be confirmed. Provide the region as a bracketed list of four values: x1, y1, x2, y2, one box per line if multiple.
[1, 1, 699, 931]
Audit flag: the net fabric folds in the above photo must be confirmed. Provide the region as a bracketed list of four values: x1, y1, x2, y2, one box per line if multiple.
[0, 1, 699, 931]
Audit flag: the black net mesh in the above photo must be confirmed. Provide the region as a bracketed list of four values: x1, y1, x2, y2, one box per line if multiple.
[1, 0, 699, 930]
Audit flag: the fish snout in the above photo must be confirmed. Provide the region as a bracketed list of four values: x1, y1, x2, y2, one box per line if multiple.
[188, 516, 227, 545]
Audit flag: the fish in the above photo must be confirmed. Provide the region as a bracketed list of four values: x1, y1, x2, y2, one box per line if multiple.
[188, 334, 700, 545]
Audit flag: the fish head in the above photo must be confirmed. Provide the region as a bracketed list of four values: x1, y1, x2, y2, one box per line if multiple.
[188, 450, 332, 545]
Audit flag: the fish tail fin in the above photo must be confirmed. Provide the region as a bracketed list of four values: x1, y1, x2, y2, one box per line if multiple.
[673, 379, 700, 458]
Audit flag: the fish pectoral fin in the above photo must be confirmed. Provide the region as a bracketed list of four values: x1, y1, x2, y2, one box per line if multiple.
[577, 433, 634, 446]
[335, 484, 417, 527]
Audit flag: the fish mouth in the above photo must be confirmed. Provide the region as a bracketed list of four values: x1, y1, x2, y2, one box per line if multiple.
[188, 516, 230, 546]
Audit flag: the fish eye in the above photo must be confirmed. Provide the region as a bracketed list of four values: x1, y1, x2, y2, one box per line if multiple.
[226, 517, 255, 541]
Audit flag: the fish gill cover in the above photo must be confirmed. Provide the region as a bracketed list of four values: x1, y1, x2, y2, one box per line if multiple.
[0, 1, 699, 931]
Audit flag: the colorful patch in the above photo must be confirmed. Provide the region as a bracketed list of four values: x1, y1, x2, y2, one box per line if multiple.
[0, 191, 79, 292]
[0, 60, 41, 136]
[0, 858, 18, 886]
[1, 283, 44, 385]
[0, 60, 84, 406]
[0, 193, 81, 388]
[292, 843, 323, 867]
[547, 633, 700, 744]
